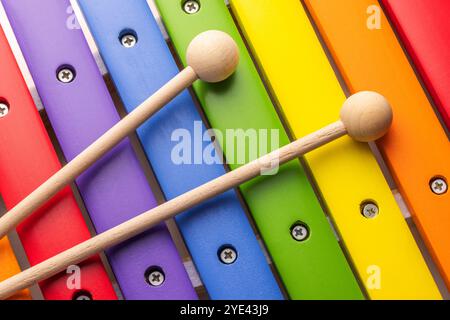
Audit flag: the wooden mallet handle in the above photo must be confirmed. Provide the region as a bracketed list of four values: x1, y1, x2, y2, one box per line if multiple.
[0, 91, 393, 299]
[0, 30, 239, 240]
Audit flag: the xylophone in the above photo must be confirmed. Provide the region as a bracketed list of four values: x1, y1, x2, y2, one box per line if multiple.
[0, 0, 448, 301]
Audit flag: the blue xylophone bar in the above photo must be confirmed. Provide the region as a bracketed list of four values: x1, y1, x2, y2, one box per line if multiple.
[78, 0, 283, 299]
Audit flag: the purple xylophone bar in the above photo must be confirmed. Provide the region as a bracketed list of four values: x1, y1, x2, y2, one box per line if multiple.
[2, 0, 197, 300]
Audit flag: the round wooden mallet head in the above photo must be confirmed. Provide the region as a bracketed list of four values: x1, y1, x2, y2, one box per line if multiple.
[187, 30, 240, 83]
[340, 91, 393, 142]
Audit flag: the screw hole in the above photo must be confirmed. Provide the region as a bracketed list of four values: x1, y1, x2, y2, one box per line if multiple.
[72, 290, 92, 300]
[290, 222, 309, 242]
[145, 266, 165, 287]
[0, 99, 10, 118]
[360, 200, 379, 219]
[218, 245, 237, 264]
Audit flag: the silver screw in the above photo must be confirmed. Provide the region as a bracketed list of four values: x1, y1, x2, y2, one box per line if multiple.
[430, 177, 448, 195]
[291, 223, 309, 241]
[57, 68, 75, 83]
[147, 270, 165, 286]
[121, 34, 137, 48]
[183, 0, 200, 14]
[73, 291, 92, 300]
[0, 103, 9, 118]
[362, 202, 379, 219]
[219, 247, 237, 264]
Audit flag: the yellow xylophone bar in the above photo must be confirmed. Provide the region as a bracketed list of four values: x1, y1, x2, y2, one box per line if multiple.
[304, 0, 450, 290]
[230, 0, 440, 299]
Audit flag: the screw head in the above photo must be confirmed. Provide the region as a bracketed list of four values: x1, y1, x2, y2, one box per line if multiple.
[430, 177, 448, 195]
[219, 247, 237, 264]
[291, 223, 309, 241]
[0, 103, 9, 118]
[120, 34, 137, 48]
[57, 68, 75, 83]
[73, 291, 92, 300]
[147, 269, 165, 287]
[183, 0, 200, 14]
[361, 201, 379, 219]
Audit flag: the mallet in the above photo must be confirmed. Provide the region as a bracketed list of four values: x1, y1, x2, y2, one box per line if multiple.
[0, 89, 393, 299]
[0, 30, 240, 240]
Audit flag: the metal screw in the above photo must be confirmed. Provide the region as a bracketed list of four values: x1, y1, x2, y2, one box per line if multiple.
[73, 291, 92, 300]
[183, 0, 200, 14]
[0, 103, 9, 118]
[57, 68, 75, 83]
[291, 223, 309, 241]
[430, 177, 448, 195]
[120, 34, 137, 48]
[219, 247, 237, 264]
[361, 202, 379, 219]
[147, 269, 165, 286]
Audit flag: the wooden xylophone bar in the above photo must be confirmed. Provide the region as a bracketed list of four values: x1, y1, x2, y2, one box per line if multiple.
[76, 0, 283, 300]
[303, 0, 450, 291]
[229, 0, 440, 299]
[0, 24, 117, 300]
